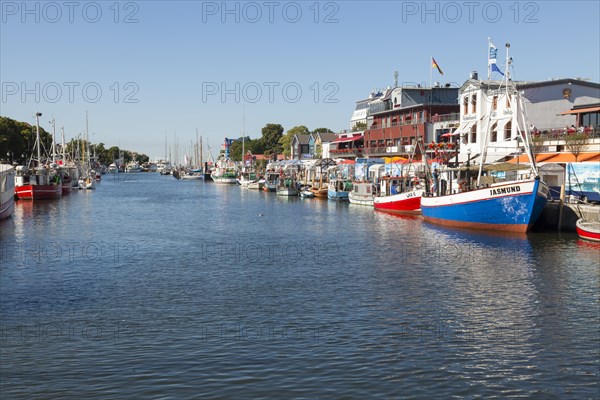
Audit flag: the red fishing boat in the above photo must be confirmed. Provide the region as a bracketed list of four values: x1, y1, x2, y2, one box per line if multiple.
[14, 166, 62, 200]
[13, 112, 62, 200]
[373, 176, 424, 214]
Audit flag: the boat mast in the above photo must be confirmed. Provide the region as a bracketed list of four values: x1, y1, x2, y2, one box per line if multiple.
[85, 111, 90, 171]
[200, 135, 203, 171]
[51, 116, 56, 163]
[196, 128, 200, 168]
[61, 125, 66, 163]
[35, 112, 42, 168]
[242, 105, 245, 169]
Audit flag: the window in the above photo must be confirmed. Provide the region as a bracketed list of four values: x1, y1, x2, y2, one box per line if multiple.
[470, 124, 477, 143]
[463, 96, 469, 115]
[471, 94, 477, 114]
[490, 122, 498, 142]
[582, 112, 599, 127]
[504, 121, 512, 140]
[492, 96, 498, 111]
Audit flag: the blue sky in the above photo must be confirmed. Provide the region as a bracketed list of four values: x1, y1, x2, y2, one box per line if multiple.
[2, 0, 599, 160]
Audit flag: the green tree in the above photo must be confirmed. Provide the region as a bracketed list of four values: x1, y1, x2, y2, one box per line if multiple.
[229, 140, 242, 161]
[312, 127, 333, 134]
[123, 151, 133, 163]
[352, 122, 367, 131]
[107, 146, 121, 163]
[280, 125, 310, 157]
[261, 123, 284, 154]
[93, 142, 108, 165]
[1, 117, 55, 164]
[135, 153, 149, 163]
[0, 116, 25, 163]
[247, 138, 265, 155]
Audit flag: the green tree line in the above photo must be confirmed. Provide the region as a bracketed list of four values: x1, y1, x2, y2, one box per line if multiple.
[0, 116, 149, 165]
[227, 123, 334, 161]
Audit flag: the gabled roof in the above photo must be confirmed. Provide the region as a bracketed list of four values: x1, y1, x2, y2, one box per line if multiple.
[314, 132, 338, 143]
[293, 134, 311, 145]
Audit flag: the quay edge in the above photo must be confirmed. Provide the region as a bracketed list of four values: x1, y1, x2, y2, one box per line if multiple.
[535, 202, 600, 231]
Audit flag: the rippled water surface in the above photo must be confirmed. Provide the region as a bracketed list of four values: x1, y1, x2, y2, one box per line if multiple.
[1, 174, 598, 399]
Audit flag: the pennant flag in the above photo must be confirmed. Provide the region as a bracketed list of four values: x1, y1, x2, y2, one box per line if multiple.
[488, 41, 498, 65]
[491, 63, 504, 76]
[432, 57, 443, 75]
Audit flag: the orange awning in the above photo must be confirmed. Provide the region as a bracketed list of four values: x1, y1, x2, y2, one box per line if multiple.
[580, 152, 600, 162]
[508, 152, 556, 163]
[558, 106, 600, 115]
[507, 152, 600, 163]
[584, 154, 600, 162]
[541, 152, 600, 163]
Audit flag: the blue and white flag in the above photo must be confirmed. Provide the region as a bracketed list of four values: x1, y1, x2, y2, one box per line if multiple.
[491, 63, 504, 76]
[488, 40, 504, 75]
[488, 41, 498, 65]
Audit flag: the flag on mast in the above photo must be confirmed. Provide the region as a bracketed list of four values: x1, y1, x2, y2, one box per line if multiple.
[432, 57, 443, 75]
[488, 40, 504, 76]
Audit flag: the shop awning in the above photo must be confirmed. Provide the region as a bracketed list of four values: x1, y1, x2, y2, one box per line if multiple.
[543, 152, 600, 163]
[452, 120, 476, 136]
[332, 134, 363, 144]
[508, 152, 556, 163]
[508, 152, 600, 163]
[558, 106, 600, 115]
[384, 156, 408, 164]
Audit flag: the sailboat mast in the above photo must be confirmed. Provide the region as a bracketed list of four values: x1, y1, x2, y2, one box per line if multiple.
[164, 131, 167, 163]
[61, 125, 66, 162]
[242, 105, 245, 167]
[85, 111, 90, 169]
[51, 116, 56, 163]
[35, 112, 42, 168]
[196, 128, 200, 168]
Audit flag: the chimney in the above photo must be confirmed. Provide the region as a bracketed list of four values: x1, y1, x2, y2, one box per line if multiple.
[470, 71, 479, 80]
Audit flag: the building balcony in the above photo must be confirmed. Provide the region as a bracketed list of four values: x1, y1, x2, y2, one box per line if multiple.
[329, 148, 363, 157]
[431, 112, 460, 123]
[362, 146, 416, 156]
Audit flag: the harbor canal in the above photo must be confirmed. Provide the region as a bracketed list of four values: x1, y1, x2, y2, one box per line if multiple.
[1, 173, 598, 398]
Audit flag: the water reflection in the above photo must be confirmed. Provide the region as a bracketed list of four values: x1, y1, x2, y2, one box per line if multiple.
[0, 174, 598, 399]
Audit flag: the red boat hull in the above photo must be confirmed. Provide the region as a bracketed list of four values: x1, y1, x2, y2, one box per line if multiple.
[15, 184, 62, 200]
[373, 190, 423, 214]
[576, 221, 600, 242]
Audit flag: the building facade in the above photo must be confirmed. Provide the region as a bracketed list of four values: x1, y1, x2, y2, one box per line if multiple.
[362, 85, 460, 157]
[454, 76, 600, 164]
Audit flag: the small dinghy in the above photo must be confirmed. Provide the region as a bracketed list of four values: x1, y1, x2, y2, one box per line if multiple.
[576, 219, 600, 242]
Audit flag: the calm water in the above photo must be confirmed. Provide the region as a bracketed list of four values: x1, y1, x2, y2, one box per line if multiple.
[1, 173, 598, 399]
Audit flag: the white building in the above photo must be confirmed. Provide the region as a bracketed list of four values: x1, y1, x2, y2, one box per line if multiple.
[454, 76, 600, 163]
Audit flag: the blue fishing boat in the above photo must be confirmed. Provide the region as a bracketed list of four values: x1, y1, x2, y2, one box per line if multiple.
[421, 174, 548, 232]
[421, 43, 549, 233]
